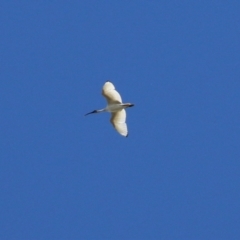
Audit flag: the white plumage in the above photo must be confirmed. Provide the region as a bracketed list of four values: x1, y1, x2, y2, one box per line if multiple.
[85, 81, 134, 137]
[102, 81, 122, 104]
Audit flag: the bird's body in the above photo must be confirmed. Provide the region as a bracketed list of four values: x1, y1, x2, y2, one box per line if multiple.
[106, 103, 132, 112]
[85, 81, 134, 137]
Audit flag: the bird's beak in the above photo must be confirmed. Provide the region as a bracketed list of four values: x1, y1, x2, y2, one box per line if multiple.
[85, 110, 97, 116]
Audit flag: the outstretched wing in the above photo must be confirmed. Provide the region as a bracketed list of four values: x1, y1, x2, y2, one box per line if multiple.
[102, 81, 122, 104]
[110, 109, 128, 137]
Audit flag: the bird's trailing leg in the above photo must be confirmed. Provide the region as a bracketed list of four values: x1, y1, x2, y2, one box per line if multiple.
[122, 103, 134, 108]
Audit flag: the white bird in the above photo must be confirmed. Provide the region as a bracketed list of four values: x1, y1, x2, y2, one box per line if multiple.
[85, 81, 134, 137]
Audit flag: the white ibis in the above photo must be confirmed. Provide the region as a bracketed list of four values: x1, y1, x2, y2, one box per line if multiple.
[85, 81, 134, 137]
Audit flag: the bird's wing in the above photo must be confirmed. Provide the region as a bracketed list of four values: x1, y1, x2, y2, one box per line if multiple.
[102, 81, 122, 104]
[110, 109, 128, 137]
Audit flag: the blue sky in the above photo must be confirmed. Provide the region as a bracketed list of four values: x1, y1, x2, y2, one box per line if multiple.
[1, 1, 240, 239]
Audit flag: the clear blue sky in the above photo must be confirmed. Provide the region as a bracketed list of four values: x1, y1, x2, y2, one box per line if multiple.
[1, 1, 240, 239]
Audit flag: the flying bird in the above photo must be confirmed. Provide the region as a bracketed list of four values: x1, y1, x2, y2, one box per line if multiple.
[85, 81, 134, 137]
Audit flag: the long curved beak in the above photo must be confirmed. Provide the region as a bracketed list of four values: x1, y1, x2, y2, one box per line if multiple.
[85, 110, 98, 116]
